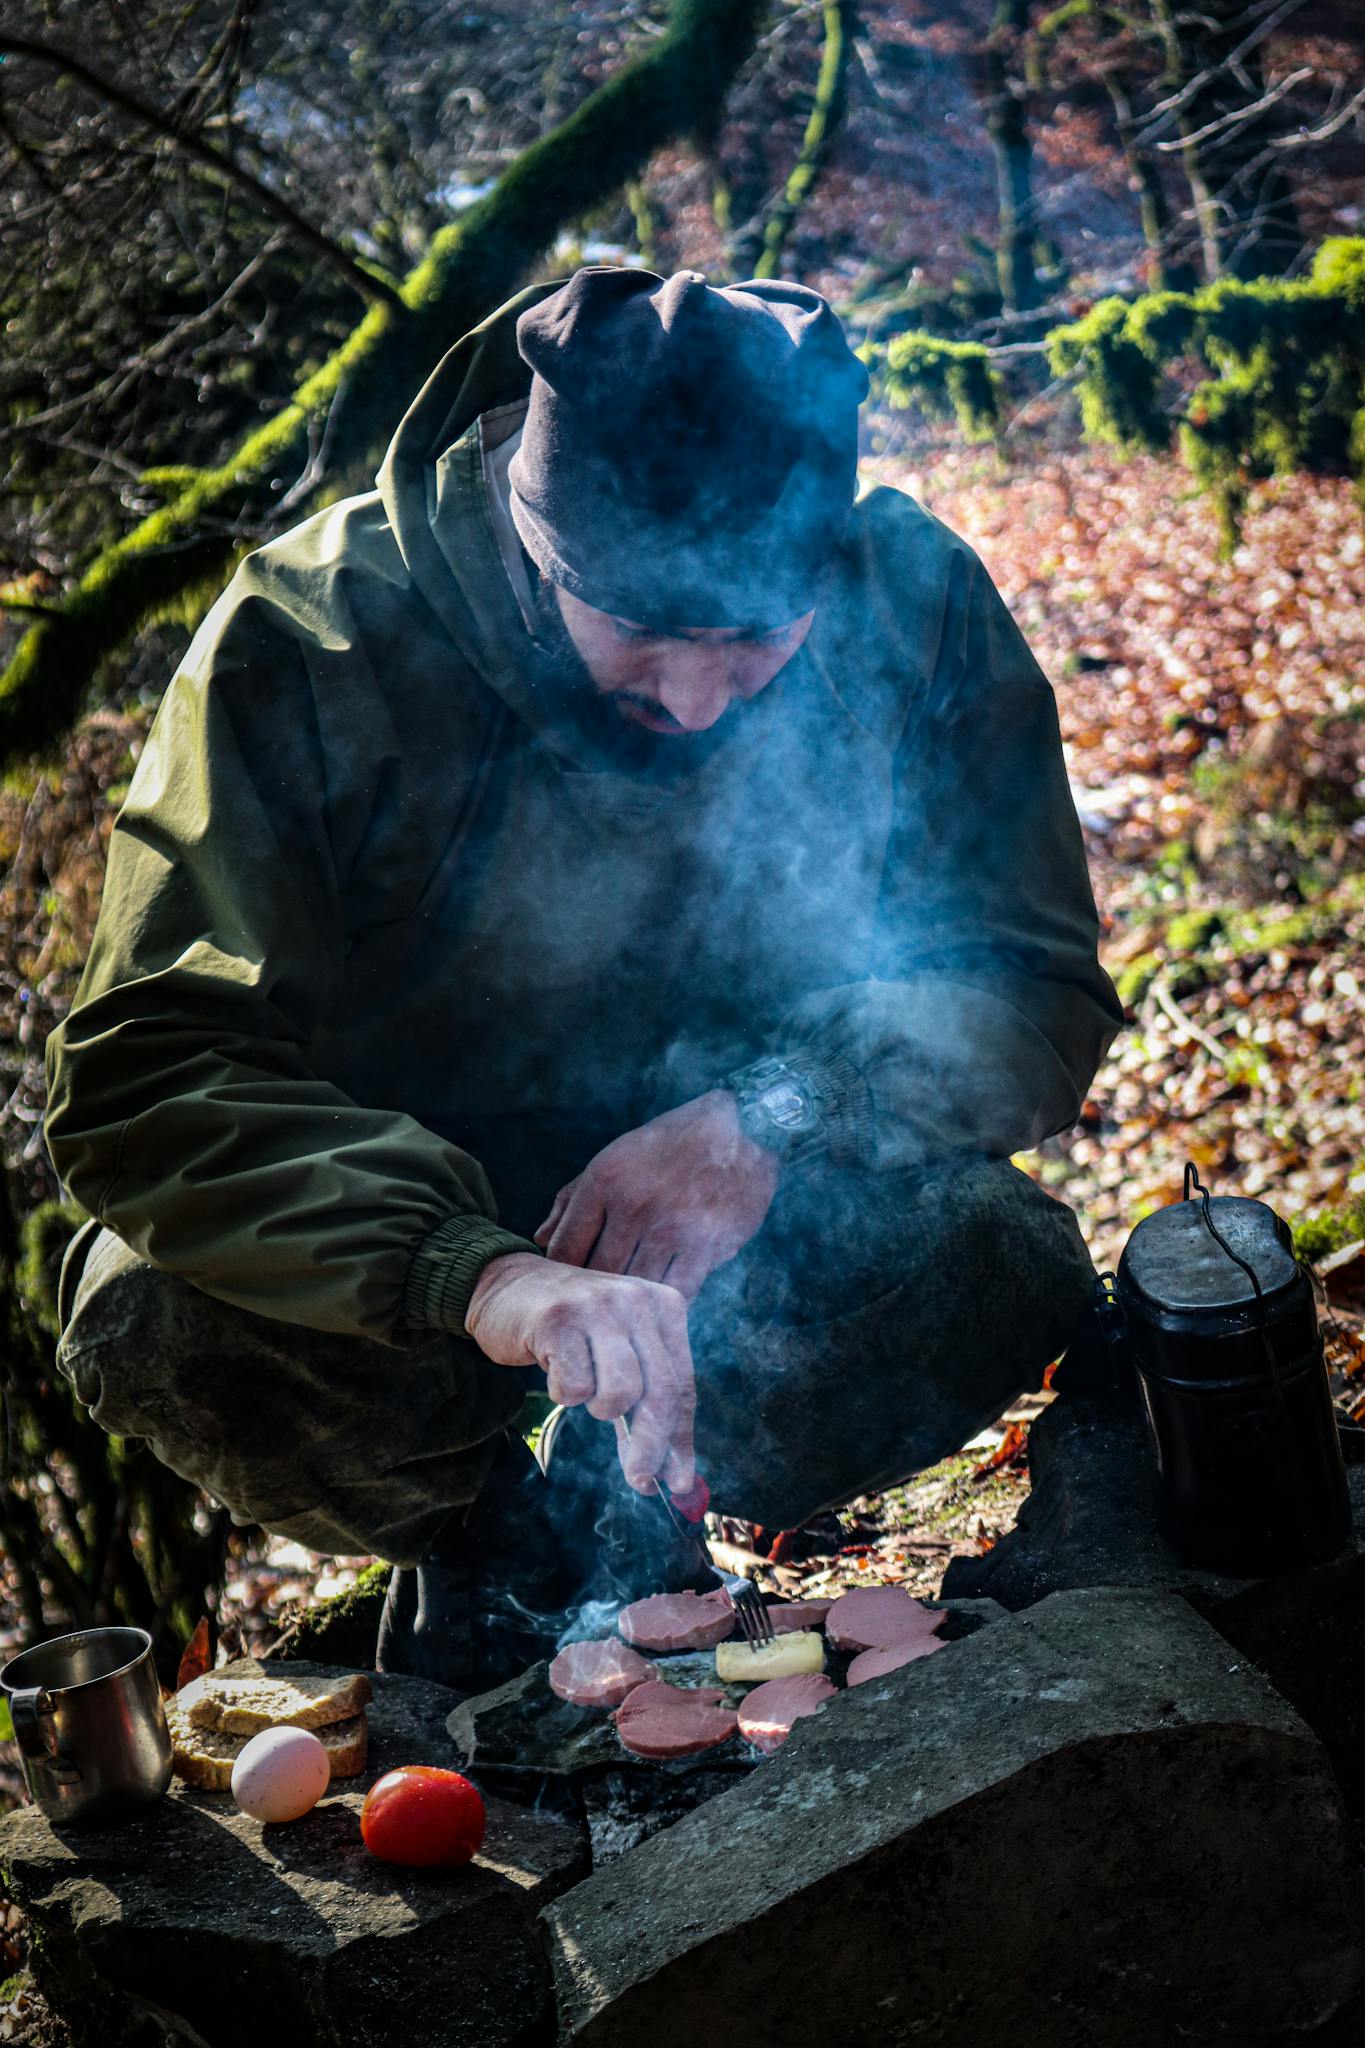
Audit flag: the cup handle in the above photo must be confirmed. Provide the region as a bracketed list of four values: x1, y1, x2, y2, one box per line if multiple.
[9, 1688, 81, 1783]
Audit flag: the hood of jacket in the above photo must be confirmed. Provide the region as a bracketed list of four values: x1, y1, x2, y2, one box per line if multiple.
[375, 282, 549, 674]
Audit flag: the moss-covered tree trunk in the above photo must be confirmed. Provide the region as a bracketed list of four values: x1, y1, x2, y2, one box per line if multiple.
[868, 238, 1365, 554]
[981, 0, 1042, 315]
[1104, 70, 1197, 292]
[751, 0, 857, 281]
[0, 0, 769, 771]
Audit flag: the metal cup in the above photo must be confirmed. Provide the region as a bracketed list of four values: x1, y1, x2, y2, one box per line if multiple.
[1, 1626, 173, 1826]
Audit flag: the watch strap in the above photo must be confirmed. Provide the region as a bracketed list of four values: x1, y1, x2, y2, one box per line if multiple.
[722, 1049, 875, 1169]
[779, 1048, 876, 1167]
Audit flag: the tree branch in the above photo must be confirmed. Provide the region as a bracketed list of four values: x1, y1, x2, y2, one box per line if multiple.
[0, 0, 770, 767]
[0, 238, 283, 447]
[1153, 64, 1312, 151]
[1271, 80, 1365, 148]
[1130, 0, 1309, 148]
[752, 0, 856, 280]
[0, 32, 404, 309]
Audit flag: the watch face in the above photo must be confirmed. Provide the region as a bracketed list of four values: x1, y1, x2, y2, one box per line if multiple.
[760, 1081, 818, 1132]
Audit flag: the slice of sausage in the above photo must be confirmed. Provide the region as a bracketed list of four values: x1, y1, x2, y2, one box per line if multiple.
[846, 1636, 946, 1686]
[824, 1586, 945, 1654]
[613, 1681, 739, 1760]
[548, 1638, 659, 1709]
[737, 1673, 836, 1754]
[617, 1589, 735, 1654]
[766, 1600, 833, 1635]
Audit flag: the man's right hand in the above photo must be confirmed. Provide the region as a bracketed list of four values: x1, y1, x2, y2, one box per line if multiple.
[463, 1251, 696, 1497]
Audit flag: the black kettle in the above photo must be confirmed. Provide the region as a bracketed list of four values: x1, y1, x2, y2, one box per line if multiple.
[1112, 1167, 1352, 1576]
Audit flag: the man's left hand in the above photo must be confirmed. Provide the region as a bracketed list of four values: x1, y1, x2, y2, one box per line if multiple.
[534, 1091, 780, 1302]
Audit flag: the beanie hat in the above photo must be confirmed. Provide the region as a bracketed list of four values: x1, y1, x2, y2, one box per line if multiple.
[506, 267, 869, 632]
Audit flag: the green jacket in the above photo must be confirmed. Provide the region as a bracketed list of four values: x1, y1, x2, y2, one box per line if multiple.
[44, 283, 1123, 1347]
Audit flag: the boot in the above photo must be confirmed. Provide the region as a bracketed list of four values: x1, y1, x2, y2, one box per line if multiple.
[376, 1408, 714, 1697]
[375, 1426, 574, 1696]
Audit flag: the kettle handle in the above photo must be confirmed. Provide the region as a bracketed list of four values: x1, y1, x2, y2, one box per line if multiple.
[1091, 1270, 1135, 1397]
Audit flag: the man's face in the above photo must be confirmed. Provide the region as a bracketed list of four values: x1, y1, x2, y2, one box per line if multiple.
[552, 585, 816, 737]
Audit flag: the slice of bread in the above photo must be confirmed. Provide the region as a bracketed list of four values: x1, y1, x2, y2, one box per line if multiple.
[179, 1657, 373, 1736]
[166, 1697, 370, 1793]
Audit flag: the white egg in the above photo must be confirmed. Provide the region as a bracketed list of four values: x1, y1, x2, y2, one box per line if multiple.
[230, 1725, 330, 1823]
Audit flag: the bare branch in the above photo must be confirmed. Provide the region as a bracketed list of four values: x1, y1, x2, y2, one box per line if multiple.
[0, 237, 284, 446]
[1272, 81, 1365, 149]
[1131, 0, 1311, 149]
[1153, 64, 1313, 151]
[0, 32, 403, 310]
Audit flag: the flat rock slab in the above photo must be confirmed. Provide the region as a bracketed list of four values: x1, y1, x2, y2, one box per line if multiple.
[1, 1664, 587, 2048]
[543, 1588, 1364, 2048]
[941, 1390, 1365, 1813]
[449, 1603, 1006, 1783]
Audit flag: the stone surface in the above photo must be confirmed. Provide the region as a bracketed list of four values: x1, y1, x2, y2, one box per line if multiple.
[543, 1587, 1364, 2048]
[447, 1651, 779, 1785]
[449, 1604, 1007, 1866]
[938, 1386, 1217, 1609]
[1199, 1541, 1365, 1817]
[940, 1386, 1365, 1814]
[1, 1664, 588, 2048]
[448, 1660, 630, 1780]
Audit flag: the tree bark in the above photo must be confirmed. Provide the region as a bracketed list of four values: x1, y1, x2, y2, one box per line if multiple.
[1104, 70, 1198, 292]
[0, 0, 769, 770]
[981, 0, 1042, 314]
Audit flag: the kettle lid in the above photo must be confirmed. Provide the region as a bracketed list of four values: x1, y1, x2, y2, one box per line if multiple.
[1117, 1194, 1300, 1315]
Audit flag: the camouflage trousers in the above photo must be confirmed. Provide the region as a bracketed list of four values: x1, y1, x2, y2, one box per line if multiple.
[54, 1153, 1097, 1566]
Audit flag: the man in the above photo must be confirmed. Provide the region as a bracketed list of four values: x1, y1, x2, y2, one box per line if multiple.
[44, 268, 1122, 1691]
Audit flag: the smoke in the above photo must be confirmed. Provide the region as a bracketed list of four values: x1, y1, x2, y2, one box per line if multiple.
[467, 1413, 683, 1665]
[553, 1596, 623, 1653]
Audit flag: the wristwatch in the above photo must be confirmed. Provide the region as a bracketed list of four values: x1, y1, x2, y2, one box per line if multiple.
[722, 1056, 828, 1164]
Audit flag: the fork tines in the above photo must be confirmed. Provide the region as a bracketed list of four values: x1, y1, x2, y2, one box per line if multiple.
[731, 1579, 776, 1650]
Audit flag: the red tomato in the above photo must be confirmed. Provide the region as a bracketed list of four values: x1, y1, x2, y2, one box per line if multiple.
[360, 1766, 486, 1869]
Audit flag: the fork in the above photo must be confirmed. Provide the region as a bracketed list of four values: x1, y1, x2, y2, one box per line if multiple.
[618, 1418, 775, 1651]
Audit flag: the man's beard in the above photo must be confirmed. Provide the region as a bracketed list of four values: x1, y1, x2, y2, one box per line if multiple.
[525, 572, 745, 781]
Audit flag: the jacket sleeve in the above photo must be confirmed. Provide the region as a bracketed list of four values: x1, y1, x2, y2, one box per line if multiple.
[771, 540, 1123, 1170]
[43, 554, 537, 1345]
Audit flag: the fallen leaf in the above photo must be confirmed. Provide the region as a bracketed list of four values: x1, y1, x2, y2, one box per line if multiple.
[973, 1419, 1029, 1478]
[1317, 1240, 1365, 1312]
[176, 1615, 214, 1692]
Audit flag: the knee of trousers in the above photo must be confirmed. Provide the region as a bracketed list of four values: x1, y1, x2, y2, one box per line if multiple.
[54, 1224, 525, 1563]
[723, 1151, 1097, 1349]
[693, 1154, 1098, 1527]
[900, 1153, 1098, 1353]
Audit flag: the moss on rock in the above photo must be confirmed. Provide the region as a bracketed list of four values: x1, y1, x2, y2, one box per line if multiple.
[265, 1560, 391, 1670]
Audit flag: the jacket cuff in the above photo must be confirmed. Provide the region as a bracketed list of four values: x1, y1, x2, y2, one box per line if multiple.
[777, 1047, 877, 1168]
[403, 1214, 542, 1336]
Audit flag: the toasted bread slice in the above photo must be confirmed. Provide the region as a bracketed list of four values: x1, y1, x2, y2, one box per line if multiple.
[179, 1657, 373, 1736]
[166, 1697, 369, 1793]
